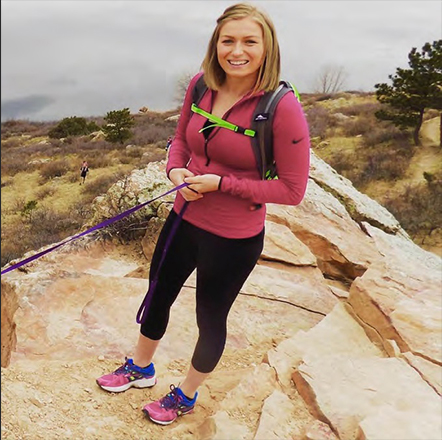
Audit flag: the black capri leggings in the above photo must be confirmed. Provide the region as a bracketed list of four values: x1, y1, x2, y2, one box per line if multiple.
[140, 209, 264, 373]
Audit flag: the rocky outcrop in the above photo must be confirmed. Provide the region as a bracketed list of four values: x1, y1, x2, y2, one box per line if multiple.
[1, 152, 441, 440]
[309, 153, 410, 236]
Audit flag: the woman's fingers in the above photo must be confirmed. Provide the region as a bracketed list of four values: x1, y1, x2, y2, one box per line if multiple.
[184, 174, 220, 193]
[180, 187, 203, 201]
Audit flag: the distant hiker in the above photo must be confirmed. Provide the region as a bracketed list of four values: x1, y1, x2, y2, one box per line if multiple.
[96, 2, 310, 426]
[165, 136, 173, 151]
[80, 161, 89, 184]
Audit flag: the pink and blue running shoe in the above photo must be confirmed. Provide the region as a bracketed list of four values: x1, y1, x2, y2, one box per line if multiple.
[96, 357, 156, 392]
[143, 384, 198, 425]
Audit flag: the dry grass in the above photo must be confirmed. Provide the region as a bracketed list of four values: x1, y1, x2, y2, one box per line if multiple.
[1, 114, 172, 267]
[2, 97, 441, 267]
[309, 100, 440, 255]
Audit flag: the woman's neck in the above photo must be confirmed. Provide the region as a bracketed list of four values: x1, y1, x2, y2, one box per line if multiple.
[221, 76, 257, 98]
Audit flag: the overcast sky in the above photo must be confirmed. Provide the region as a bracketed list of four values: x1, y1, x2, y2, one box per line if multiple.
[1, 0, 441, 122]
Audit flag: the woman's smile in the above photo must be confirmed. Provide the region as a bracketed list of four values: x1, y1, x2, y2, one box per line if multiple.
[217, 17, 265, 81]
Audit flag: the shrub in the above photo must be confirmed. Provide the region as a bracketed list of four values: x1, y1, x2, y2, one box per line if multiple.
[337, 102, 381, 117]
[363, 125, 409, 147]
[341, 118, 372, 137]
[423, 171, 435, 184]
[20, 200, 38, 221]
[39, 159, 70, 182]
[384, 180, 442, 240]
[315, 94, 334, 102]
[1, 155, 31, 176]
[1, 137, 22, 149]
[12, 197, 27, 213]
[1, 120, 52, 138]
[1, 223, 32, 267]
[125, 145, 145, 158]
[305, 105, 333, 139]
[1, 206, 84, 267]
[1, 178, 13, 188]
[71, 200, 94, 219]
[326, 142, 413, 187]
[80, 172, 125, 197]
[48, 116, 99, 139]
[86, 154, 114, 169]
[131, 124, 173, 146]
[360, 150, 409, 182]
[326, 151, 356, 174]
[139, 148, 167, 166]
[36, 186, 57, 200]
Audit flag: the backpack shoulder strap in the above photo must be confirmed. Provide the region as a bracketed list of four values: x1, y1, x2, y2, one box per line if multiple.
[251, 81, 296, 179]
[192, 74, 208, 106]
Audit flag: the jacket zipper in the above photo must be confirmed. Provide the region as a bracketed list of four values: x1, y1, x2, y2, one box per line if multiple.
[203, 91, 262, 168]
[204, 137, 210, 166]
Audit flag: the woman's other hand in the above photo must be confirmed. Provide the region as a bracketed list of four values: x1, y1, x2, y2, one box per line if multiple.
[184, 174, 221, 194]
[169, 168, 204, 202]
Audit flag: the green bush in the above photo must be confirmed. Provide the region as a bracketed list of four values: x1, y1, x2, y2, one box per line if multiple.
[20, 200, 38, 221]
[48, 117, 99, 139]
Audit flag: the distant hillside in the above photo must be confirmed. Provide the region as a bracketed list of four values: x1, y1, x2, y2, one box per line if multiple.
[1, 94, 441, 270]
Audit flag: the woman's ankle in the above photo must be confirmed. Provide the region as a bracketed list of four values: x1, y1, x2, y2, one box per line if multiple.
[179, 386, 197, 401]
[133, 358, 152, 368]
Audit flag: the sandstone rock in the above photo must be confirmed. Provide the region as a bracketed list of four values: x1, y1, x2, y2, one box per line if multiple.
[1, 281, 19, 367]
[304, 420, 339, 440]
[254, 389, 302, 439]
[2, 157, 440, 440]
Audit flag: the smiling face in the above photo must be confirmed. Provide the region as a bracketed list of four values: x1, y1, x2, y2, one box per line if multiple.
[216, 17, 265, 84]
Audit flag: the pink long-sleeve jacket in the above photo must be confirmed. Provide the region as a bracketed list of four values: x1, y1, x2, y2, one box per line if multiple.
[166, 72, 310, 239]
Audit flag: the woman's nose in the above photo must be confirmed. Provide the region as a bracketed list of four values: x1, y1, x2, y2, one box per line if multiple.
[232, 42, 244, 55]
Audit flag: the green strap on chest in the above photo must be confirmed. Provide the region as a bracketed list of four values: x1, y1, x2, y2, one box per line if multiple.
[191, 104, 256, 137]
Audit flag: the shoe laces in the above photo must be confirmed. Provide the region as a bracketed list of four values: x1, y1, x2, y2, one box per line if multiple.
[113, 357, 133, 376]
[160, 385, 184, 409]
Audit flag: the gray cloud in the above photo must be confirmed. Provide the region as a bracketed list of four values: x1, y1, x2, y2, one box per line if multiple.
[2, 1, 441, 121]
[1, 95, 55, 121]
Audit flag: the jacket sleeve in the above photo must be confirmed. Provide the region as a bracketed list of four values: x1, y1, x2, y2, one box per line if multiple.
[166, 72, 203, 178]
[219, 92, 310, 206]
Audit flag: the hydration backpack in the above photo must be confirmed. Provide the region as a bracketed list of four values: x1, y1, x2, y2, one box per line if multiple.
[191, 74, 301, 180]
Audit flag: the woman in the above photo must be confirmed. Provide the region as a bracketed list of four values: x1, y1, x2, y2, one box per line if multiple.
[97, 2, 310, 425]
[80, 160, 89, 184]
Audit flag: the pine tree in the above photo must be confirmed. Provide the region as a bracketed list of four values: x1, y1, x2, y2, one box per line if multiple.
[102, 108, 135, 144]
[374, 40, 442, 146]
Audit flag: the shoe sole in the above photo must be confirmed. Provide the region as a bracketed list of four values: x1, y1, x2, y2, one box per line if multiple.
[97, 376, 157, 393]
[142, 408, 194, 425]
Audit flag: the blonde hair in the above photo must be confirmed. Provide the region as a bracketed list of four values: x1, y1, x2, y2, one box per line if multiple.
[201, 2, 281, 94]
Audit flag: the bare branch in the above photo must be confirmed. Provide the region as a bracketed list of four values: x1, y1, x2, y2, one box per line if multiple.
[314, 64, 347, 94]
[174, 71, 197, 105]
